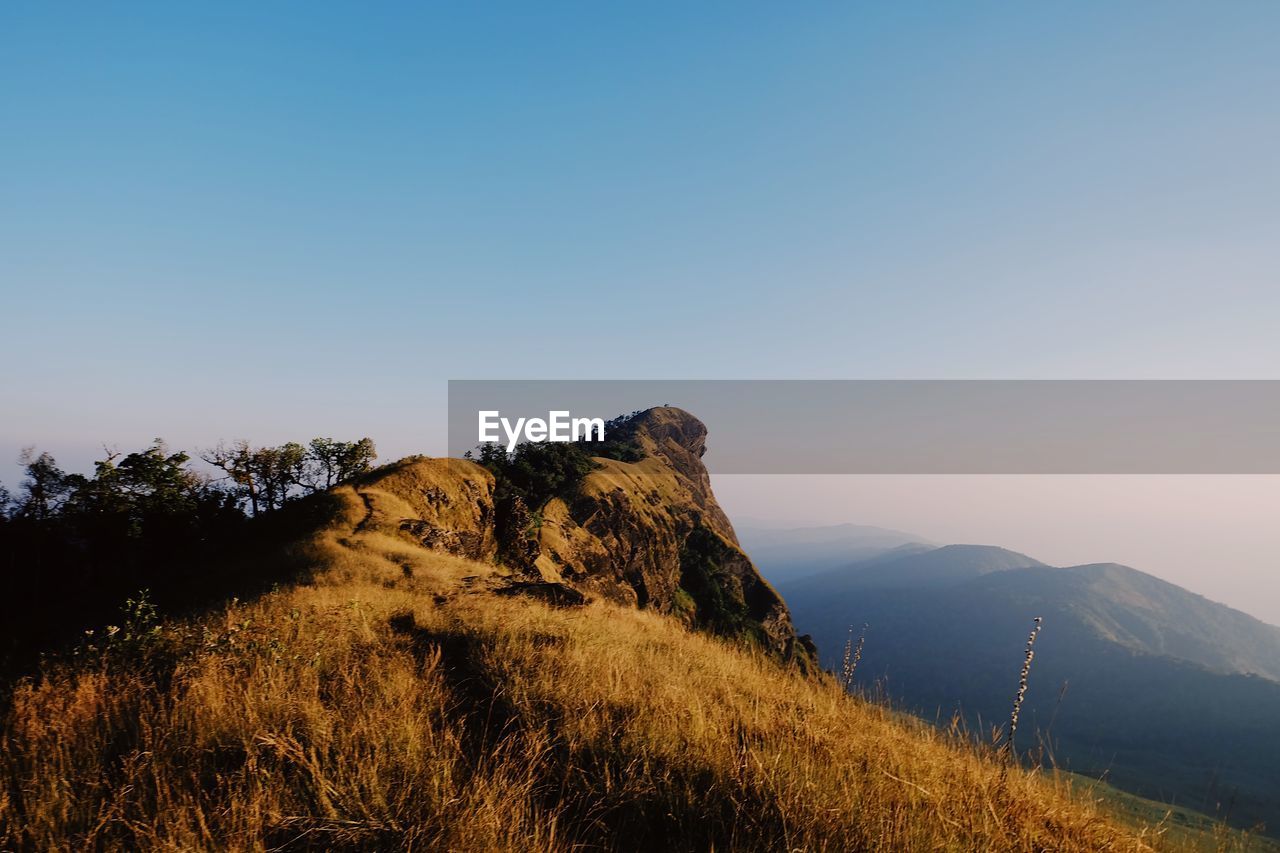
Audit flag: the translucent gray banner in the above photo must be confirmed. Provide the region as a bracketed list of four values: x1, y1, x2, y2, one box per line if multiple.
[447, 380, 1280, 474]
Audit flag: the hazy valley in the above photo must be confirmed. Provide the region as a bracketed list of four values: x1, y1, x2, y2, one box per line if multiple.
[768, 533, 1280, 835]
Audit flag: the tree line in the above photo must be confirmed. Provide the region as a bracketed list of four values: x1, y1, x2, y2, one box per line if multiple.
[4, 437, 376, 523]
[201, 437, 376, 515]
[0, 436, 375, 682]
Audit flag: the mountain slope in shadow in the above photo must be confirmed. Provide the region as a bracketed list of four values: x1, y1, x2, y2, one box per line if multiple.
[779, 545, 1280, 835]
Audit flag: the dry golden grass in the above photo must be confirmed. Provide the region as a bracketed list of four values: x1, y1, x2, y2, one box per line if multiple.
[0, 489, 1268, 851]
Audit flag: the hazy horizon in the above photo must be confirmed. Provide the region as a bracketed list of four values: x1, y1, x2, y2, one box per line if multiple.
[714, 474, 1280, 627]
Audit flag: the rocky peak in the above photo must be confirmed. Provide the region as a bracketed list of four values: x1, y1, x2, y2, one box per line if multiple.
[364, 409, 814, 667]
[610, 407, 740, 548]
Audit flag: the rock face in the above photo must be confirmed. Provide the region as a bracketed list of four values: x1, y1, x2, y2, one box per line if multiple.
[534, 408, 813, 663]
[353, 457, 498, 563]
[359, 409, 814, 665]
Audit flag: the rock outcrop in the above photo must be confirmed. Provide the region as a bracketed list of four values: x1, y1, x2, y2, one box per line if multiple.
[353, 408, 814, 665]
[350, 456, 498, 563]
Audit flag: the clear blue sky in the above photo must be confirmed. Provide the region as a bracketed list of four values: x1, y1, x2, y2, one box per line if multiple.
[3, 2, 1278, 462]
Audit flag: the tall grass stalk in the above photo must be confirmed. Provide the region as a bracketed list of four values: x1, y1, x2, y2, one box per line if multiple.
[1006, 616, 1043, 760]
[840, 622, 867, 690]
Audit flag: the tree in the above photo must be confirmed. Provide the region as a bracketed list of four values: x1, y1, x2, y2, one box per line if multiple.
[203, 437, 376, 513]
[16, 448, 74, 521]
[301, 437, 376, 492]
[202, 441, 261, 515]
[252, 442, 307, 512]
[74, 442, 207, 531]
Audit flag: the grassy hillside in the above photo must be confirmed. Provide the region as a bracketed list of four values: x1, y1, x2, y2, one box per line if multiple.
[1073, 776, 1280, 853]
[0, 471, 1268, 851]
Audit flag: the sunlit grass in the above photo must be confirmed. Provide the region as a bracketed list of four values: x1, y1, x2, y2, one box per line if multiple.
[1, 482, 1268, 851]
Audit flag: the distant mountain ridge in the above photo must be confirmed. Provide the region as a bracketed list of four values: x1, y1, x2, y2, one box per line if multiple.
[770, 536, 1280, 833]
[968, 562, 1280, 682]
[783, 541, 1280, 682]
[827, 543, 1048, 589]
[736, 522, 932, 583]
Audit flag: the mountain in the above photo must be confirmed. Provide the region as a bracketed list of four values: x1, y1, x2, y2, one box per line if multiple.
[828, 543, 1047, 589]
[0, 408, 1228, 851]
[736, 522, 933, 584]
[977, 563, 1280, 681]
[353, 408, 813, 664]
[781, 548, 1280, 835]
